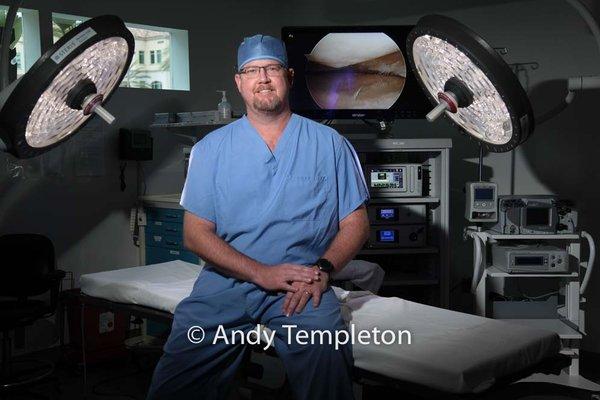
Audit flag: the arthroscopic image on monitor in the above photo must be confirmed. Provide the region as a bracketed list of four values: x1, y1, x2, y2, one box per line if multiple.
[304, 32, 406, 110]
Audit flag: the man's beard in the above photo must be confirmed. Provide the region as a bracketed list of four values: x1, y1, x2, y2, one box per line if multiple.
[253, 95, 284, 113]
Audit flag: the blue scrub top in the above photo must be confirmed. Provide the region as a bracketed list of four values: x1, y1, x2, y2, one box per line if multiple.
[180, 114, 369, 267]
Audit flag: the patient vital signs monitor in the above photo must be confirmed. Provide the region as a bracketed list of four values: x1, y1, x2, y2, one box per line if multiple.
[465, 181, 498, 222]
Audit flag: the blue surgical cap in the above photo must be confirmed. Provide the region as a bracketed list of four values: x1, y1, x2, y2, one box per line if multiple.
[237, 34, 288, 71]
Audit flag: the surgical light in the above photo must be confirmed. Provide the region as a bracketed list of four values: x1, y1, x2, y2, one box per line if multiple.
[407, 15, 534, 152]
[0, 14, 134, 158]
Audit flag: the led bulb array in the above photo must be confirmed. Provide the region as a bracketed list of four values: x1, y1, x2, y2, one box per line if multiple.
[0, 15, 134, 158]
[412, 35, 512, 145]
[25, 38, 129, 148]
[406, 15, 534, 152]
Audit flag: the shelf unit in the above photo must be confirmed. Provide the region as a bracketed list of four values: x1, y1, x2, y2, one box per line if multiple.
[350, 138, 451, 307]
[358, 247, 439, 256]
[368, 197, 441, 204]
[468, 229, 586, 375]
[500, 319, 582, 340]
[482, 232, 580, 241]
[149, 119, 238, 146]
[486, 265, 579, 278]
[150, 118, 237, 129]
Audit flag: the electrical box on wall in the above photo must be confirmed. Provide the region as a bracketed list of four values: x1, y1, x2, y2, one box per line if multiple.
[119, 129, 153, 161]
[99, 311, 115, 334]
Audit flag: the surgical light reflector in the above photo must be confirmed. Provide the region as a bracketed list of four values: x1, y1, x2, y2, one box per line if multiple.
[0, 15, 134, 158]
[407, 15, 534, 152]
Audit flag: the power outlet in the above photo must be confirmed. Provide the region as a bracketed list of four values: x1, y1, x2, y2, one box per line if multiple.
[99, 311, 115, 334]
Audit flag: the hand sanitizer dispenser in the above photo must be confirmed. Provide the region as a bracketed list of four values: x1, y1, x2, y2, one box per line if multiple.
[217, 90, 231, 120]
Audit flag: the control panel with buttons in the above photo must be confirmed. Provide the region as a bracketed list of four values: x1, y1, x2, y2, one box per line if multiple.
[465, 181, 498, 222]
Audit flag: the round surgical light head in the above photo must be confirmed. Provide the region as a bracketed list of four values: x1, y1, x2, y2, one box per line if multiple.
[407, 15, 534, 152]
[0, 15, 134, 158]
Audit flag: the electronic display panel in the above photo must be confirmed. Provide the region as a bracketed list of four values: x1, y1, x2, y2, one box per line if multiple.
[282, 26, 430, 120]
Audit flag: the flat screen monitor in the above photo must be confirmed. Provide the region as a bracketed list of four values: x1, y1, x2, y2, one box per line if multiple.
[281, 26, 431, 120]
[525, 207, 551, 226]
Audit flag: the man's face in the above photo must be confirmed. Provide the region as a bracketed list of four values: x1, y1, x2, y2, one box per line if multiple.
[235, 60, 294, 115]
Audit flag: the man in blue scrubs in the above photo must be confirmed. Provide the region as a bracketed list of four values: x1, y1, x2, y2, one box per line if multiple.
[147, 34, 370, 400]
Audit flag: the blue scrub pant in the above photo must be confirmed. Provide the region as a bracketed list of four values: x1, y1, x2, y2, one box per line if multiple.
[146, 267, 355, 400]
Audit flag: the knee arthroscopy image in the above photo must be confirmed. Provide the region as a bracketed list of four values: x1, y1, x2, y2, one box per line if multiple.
[304, 32, 406, 110]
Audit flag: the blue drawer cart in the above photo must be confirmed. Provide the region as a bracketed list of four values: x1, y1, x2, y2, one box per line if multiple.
[144, 207, 199, 265]
[142, 201, 200, 336]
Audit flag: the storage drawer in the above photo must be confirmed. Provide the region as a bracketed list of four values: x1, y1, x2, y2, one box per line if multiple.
[146, 220, 183, 236]
[146, 232, 183, 249]
[146, 247, 199, 264]
[146, 207, 184, 223]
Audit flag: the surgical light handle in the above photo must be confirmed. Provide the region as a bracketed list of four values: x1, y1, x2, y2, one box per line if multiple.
[91, 104, 115, 125]
[580, 231, 595, 295]
[426, 101, 450, 122]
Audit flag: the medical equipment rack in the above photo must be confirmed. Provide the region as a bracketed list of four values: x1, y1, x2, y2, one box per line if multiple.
[351, 138, 451, 308]
[467, 229, 594, 375]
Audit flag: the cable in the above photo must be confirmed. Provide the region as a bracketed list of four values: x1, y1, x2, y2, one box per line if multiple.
[516, 280, 559, 301]
[581, 231, 595, 294]
[523, 291, 559, 301]
[131, 204, 140, 247]
[80, 303, 87, 397]
[360, 119, 379, 129]
[478, 145, 484, 181]
[470, 232, 484, 294]
[119, 162, 127, 192]
[137, 161, 147, 196]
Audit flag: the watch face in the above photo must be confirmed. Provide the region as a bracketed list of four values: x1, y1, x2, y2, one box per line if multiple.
[318, 258, 334, 273]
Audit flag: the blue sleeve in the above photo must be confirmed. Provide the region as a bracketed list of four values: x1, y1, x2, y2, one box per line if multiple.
[336, 137, 370, 221]
[180, 140, 216, 222]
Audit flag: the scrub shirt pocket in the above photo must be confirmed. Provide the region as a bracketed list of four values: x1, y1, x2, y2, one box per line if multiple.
[278, 175, 330, 221]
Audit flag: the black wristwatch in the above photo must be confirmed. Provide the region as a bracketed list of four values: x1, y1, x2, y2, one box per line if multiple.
[315, 258, 334, 274]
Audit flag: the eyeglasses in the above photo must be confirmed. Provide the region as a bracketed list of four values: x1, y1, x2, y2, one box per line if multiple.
[239, 64, 285, 78]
